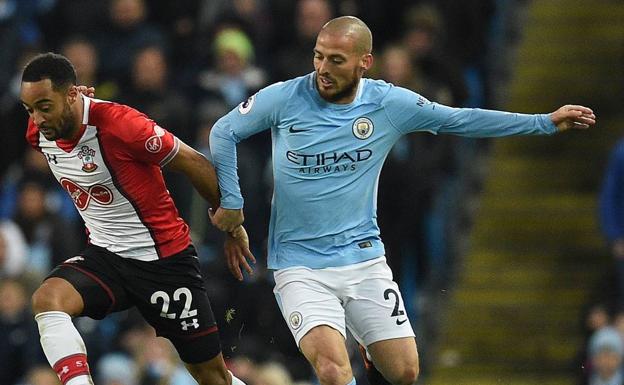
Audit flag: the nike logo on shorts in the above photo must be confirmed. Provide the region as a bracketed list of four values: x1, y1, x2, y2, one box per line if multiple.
[396, 318, 407, 325]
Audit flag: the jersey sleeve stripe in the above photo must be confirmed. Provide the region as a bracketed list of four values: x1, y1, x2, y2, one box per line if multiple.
[159, 136, 181, 167]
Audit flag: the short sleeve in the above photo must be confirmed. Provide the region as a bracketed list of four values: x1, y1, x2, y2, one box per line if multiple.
[91, 102, 180, 166]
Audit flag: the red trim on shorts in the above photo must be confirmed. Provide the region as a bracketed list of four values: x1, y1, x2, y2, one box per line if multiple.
[53, 353, 90, 384]
[63, 264, 116, 314]
[181, 324, 219, 339]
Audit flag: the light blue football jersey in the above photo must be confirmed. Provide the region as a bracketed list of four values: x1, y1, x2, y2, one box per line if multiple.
[210, 73, 557, 270]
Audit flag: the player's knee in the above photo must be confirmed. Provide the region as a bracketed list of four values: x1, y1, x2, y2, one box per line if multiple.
[31, 282, 76, 315]
[32, 285, 58, 314]
[313, 357, 351, 385]
[388, 363, 419, 385]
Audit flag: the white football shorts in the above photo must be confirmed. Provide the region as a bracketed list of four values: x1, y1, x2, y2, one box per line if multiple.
[273, 256, 415, 347]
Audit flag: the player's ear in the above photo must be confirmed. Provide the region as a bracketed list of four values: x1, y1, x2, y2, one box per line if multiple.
[361, 54, 373, 72]
[67, 85, 78, 103]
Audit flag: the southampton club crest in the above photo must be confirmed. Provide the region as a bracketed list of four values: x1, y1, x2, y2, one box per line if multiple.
[352, 117, 374, 140]
[77, 145, 98, 172]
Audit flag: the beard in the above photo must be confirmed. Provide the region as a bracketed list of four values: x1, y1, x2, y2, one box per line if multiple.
[317, 68, 361, 103]
[58, 104, 77, 138]
[41, 103, 76, 140]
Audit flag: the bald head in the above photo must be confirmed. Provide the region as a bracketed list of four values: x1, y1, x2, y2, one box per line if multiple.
[320, 16, 372, 55]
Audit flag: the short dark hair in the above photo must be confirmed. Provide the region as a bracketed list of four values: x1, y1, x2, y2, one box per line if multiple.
[22, 52, 77, 91]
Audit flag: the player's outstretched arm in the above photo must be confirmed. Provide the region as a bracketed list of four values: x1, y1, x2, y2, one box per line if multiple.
[224, 225, 256, 281]
[550, 105, 596, 131]
[166, 141, 221, 210]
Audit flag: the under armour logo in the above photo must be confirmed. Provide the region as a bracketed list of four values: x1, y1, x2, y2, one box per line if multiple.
[181, 319, 199, 330]
[61, 366, 70, 374]
[45, 153, 58, 164]
[60, 177, 113, 210]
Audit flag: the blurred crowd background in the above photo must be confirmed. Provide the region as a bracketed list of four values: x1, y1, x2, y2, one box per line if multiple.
[2, 0, 623, 385]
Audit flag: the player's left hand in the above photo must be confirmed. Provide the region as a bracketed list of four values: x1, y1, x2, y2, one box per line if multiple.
[76, 85, 95, 98]
[224, 225, 256, 281]
[550, 105, 596, 131]
[209, 207, 244, 232]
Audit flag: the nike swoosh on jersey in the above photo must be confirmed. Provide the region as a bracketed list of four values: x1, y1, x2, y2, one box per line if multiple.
[289, 126, 311, 133]
[396, 318, 407, 325]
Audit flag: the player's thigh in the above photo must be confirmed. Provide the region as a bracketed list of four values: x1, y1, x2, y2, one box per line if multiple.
[31, 277, 84, 316]
[344, 261, 415, 347]
[123, 249, 221, 364]
[273, 268, 347, 347]
[367, 337, 419, 382]
[37, 247, 131, 318]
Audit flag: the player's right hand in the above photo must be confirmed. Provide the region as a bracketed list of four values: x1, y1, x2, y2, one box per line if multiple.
[224, 225, 256, 281]
[209, 207, 244, 232]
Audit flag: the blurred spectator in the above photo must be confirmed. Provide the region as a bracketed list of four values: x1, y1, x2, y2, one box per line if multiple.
[195, 26, 271, 255]
[61, 36, 119, 101]
[599, 138, 624, 309]
[145, 0, 201, 74]
[587, 304, 613, 333]
[1, 147, 79, 224]
[196, 27, 267, 109]
[0, 49, 38, 179]
[613, 311, 624, 339]
[135, 335, 196, 385]
[587, 327, 624, 385]
[376, 44, 420, 90]
[435, 0, 495, 107]
[122, 45, 192, 144]
[197, 0, 274, 68]
[0, 219, 28, 278]
[255, 362, 293, 385]
[0, 0, 25, 101]
[273, 0, 333, 81]
[0, 278, 46, 385]
[12, 179, 83, 276]
[38, 0, 108, 48]
[375, 42, 456, 307]
[400, 3, 467, 106]
[0, 0, 46, 100]
[578, 303, 613, 385]
[96, 0, 168, 82]
[96, 352, 138, 385]
[19, 365, 60, 385]
[120, 44, 194, 218]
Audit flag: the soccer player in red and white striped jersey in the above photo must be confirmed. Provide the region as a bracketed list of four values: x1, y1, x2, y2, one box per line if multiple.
[20, 52, 253, 385]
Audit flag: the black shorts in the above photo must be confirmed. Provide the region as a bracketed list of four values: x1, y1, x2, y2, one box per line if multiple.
[47, 244, 221, 363]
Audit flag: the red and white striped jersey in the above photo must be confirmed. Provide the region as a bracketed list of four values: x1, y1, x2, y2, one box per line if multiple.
[26, 97, 191, 261]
